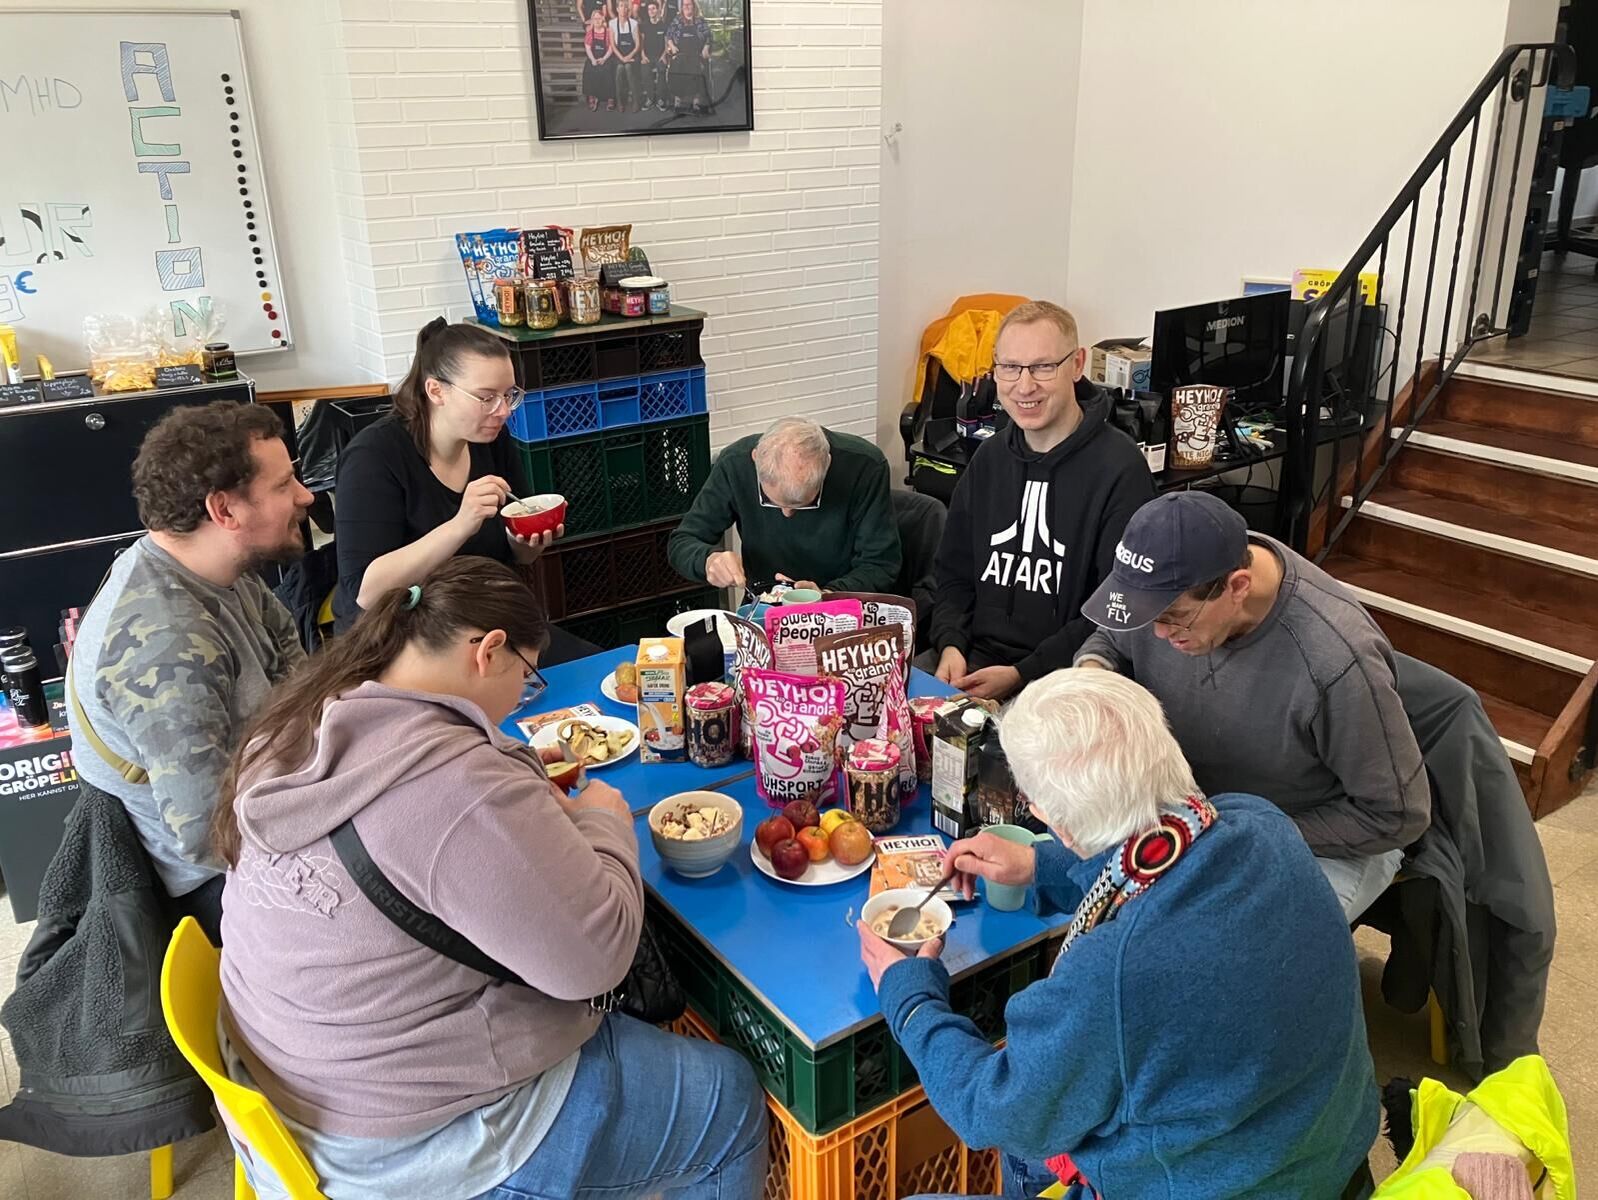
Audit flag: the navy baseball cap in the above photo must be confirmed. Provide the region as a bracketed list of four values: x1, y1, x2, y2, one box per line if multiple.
[1082, 492, 1248, 631]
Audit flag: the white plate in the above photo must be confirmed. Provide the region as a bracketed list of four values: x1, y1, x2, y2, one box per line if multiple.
[529, 715, 640, 770]
[748, 838, 875, 887]
[666, 608, 737, 650]
[599, 669, 636, 707]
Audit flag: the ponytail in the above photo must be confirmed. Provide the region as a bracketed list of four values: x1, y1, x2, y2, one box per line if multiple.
[392, 319, 512, 458]
[211, 557, 550, 866]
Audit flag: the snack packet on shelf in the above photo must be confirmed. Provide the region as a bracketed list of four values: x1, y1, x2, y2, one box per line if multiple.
[579, 224, 633, 272]
[457, 232, 495, 322]
[763, 600, 864, 677]
[744, 668, 846, 809]
[84, 312, 159, 392]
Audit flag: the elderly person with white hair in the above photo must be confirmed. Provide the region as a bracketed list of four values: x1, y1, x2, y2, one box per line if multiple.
[860, 669, 1380, 1200]
[667, 417, 901, 595]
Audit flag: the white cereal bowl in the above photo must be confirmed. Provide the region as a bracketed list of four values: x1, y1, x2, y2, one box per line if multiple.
[649, 790, 744, 879]
[861, 887, 954, 951]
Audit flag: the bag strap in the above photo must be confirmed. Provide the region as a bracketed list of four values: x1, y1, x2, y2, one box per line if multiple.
[328, 818, 526, 986]
[65, 656, 150, 786]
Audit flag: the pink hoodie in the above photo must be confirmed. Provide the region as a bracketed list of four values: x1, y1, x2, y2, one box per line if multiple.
[218, 682, 642, 1138]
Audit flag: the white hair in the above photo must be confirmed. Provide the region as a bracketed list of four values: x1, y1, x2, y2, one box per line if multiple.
[752, 418, 831, 505]
[998, 669, 1199, 857]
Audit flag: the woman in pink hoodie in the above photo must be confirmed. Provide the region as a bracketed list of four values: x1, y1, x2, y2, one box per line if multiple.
[211, 557, 767, 1199]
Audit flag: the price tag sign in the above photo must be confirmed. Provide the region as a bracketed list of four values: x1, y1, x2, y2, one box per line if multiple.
[154, 364, 204, 389]
[0, 381, 41, 407]
[523, 227, 574, 280]
[39, 375, 95, 402]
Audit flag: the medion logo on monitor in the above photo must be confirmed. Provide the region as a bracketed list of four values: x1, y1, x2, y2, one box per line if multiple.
[1205, 315, 1247, 332]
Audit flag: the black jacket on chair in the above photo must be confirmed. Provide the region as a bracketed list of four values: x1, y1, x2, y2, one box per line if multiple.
[1366, 654, 1557, 1080]
[0, 782, 214, 1156]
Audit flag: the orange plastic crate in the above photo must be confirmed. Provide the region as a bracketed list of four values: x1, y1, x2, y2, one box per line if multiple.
[670, 1009, 1001, 1200]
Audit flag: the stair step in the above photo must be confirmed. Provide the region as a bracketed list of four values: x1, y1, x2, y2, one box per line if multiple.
[1438, 373, 1598, 448]
[1404, 418, 1598, 483]
[1346, 485, 1598, 573]
[1325, 556, 1598, 671]
[1384, 443, 1598, 535]
[1476, 695, 1550, 766]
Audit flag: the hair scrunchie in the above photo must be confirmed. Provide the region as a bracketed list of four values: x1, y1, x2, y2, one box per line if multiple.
[404, 585, 423, 610]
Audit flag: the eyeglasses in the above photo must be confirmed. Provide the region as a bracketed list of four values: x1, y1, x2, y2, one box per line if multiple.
[443, 379, 527, 414]
[469, 635, 548, 705]
[992, 357, 1072, 383]
[1154, 594, 1212, 636]
[757, 482, 821, 511]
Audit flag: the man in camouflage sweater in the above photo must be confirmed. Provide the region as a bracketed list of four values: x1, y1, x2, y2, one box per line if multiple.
[69, 402, 312, 942]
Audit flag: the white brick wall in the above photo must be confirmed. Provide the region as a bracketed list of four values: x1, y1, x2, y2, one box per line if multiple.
[326, 0, 882, 449]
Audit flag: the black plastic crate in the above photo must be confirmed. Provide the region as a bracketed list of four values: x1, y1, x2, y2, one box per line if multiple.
[485, 314, 704, 390]
[556, 587, 721, 651]
[534, 520, 692, 620]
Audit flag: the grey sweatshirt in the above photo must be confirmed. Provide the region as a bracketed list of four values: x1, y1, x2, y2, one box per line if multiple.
[1075, 535, 1429, 859]
[219, 682, 643, 1138]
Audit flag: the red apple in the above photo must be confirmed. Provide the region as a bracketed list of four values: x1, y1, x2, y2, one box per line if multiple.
[537, 745, 566, 765]
[782, 799, 821, 830]
[755, 815, 796, 859]
[771, 838, 810, 880]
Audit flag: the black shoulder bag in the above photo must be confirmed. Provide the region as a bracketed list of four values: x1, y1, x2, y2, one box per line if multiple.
[329, 819, 685, 1025]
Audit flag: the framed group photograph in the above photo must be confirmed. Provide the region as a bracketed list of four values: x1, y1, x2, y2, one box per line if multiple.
[528, 0, 754, 140]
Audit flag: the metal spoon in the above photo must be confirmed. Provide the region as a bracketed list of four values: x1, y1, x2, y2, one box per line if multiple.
[887, 863, 958, 939]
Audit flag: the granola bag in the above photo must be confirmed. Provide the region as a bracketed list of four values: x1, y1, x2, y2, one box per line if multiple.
[728, 612, 772, 759]
[744, 668, 846, 809]
[822, 591, 916, 669]
[815, 623, 906, 747]
[764, 600, 863, 677]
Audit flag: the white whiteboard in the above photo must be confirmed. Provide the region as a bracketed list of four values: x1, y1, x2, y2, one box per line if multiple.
[0, 9, 291, 367]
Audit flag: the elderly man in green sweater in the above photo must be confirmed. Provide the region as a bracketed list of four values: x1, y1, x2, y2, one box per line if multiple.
[667, 417, 901, 595]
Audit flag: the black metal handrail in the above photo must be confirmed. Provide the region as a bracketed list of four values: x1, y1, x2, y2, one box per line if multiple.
[1279, 42, 1575, 558]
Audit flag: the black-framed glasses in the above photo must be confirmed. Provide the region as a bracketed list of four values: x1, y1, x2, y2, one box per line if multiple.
[757, 482, 821, 511]
[1154, 594, 1212, 636]
[443, 379, 527, 414]
[993, 357, 1072, 383]
[470, 635, 548, 704]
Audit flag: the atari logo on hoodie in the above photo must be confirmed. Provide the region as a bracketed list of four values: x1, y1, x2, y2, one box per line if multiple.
[980, 479, 1068, 594]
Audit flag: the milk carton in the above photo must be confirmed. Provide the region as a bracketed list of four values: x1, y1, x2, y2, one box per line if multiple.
[636, 637, 686, 762]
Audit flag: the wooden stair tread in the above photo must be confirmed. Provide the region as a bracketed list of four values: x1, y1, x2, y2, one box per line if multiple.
[1323, 555, 1598, 663]
[1476, 693, 1554, 755]
[1415, 417, 1598, 471]
[1361, 483, 1598, 560]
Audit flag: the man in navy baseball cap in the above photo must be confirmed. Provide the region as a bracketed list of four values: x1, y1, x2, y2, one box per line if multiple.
[1073, 490, 1429, 921]
[1082, 491, 1248, 639]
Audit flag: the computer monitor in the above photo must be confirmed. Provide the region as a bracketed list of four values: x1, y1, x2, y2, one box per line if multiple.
[1150, 291, 1291, 419]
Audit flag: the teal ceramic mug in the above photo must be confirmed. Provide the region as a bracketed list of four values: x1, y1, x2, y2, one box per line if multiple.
[980, 824, 1053, 911]
[778, 588, 823, 605]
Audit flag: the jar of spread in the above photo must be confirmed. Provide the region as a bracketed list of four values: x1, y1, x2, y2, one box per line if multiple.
[619, 279, 653, 317]
[686, 681, 737, 769]
[846, 739, 902, 833]
[569, 276, 602, 325]
[526, 278, 561, 330]
[495, 276, 525, 327]
[202, 342, 238, 381]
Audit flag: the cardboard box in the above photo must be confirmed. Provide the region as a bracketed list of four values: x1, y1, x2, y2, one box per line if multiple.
[1089, 337, 1148, 386]
[1104, 345, 1152, 393]
[636, 637, 686, 762]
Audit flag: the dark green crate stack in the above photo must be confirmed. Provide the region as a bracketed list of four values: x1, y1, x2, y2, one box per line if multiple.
[484, 312, 715, 650]
[649, 896, 1061, 1136]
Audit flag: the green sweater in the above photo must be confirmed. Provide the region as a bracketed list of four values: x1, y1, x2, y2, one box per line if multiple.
[667, 429, 901, 593]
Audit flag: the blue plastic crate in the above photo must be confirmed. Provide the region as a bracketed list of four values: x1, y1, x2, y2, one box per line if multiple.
[506, 394, 547, 442]
[638, 367, 708, 424]
[544, 383, 602, 437]
[598, 378, 641, 429]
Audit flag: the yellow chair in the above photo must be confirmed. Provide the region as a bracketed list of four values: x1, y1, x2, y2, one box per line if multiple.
[159, 916, 326, 1200]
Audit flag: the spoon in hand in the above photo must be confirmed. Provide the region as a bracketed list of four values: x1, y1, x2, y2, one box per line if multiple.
[887, 862, 959, 940]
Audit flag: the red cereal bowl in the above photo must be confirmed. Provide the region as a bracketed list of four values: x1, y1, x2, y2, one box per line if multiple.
[501, 493, 567, 539]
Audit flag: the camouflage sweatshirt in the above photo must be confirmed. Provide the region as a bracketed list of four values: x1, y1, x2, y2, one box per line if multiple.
[68, 537, 304, 896]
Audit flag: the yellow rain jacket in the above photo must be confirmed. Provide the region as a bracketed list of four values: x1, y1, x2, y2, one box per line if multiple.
[912, 293, 1031, 403]
[1374, 1056, 1575, 1199]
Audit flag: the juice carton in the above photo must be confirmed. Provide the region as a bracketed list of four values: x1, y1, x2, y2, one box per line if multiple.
[931, 699, 990, 839]
[636, 637, 686, 762]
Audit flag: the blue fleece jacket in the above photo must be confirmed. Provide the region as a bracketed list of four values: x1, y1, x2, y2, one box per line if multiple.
[877, 793, 1377, 1198]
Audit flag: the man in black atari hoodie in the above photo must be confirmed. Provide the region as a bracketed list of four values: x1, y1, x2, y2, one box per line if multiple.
[929, 302, 1154, 700]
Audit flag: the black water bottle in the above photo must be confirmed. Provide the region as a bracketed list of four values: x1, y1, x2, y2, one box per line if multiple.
[2, 645, 49, 731]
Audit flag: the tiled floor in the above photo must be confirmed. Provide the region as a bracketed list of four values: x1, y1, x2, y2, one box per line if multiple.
[3, 785, 1596, 1196]
[1469, 245, 1598, 376]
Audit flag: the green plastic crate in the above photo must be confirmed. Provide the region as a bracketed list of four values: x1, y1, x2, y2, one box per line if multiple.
[513, 416, 710, 540]
[649, 898, 1058, 1135]
[557, 587, 720, 651]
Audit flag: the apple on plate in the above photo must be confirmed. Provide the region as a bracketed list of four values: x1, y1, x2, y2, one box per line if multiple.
[770, 838, 810, 880]
[755, 815, 796, 859]
[829, 820, 873, 866]
[796, 826, 831, 862]
[782, 799, 820, 830]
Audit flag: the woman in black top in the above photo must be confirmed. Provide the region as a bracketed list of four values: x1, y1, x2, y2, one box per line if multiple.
[333, 320, 594, 663]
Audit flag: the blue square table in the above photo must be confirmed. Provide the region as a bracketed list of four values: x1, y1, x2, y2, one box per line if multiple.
[502, 648, 1068, 1133]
